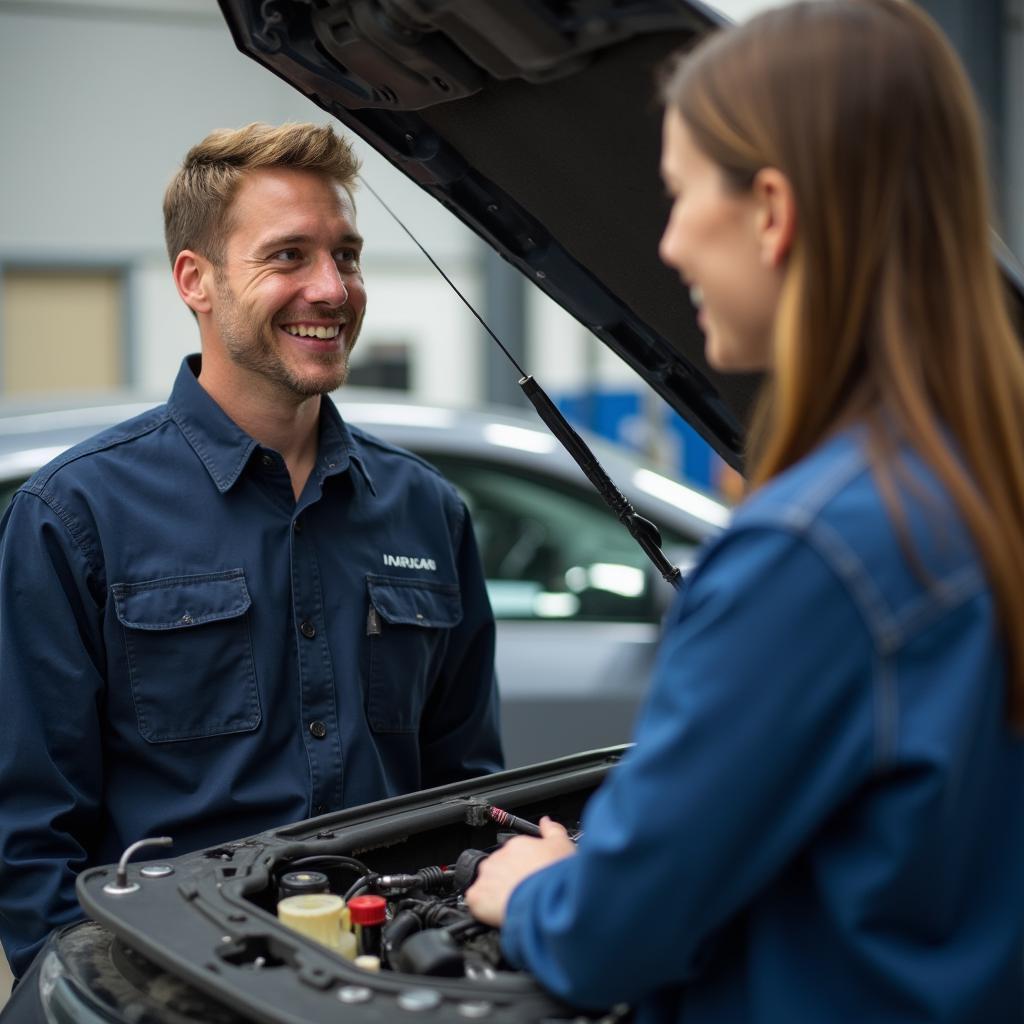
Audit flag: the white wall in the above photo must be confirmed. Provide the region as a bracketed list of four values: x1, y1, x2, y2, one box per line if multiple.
[0, 0, 487, 403]
[0, 0, 1020, 413]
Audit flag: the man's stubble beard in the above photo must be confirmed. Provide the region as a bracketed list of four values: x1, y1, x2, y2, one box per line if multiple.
[214, 277, 361, 398]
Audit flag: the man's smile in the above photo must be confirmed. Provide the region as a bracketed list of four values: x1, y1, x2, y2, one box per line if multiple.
[280, 323, 341, 339]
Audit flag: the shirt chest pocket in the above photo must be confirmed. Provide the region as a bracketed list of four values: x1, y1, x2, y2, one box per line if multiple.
[112, 570, 261, 744]
[364, 574, 462, 733]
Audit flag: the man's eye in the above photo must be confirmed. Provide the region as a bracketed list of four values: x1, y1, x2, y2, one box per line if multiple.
[336, 249, 361, 268]
[272, 249, 301, 262]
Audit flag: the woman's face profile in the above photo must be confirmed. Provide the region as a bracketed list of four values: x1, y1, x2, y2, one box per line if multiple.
[658, 109, 784, 373]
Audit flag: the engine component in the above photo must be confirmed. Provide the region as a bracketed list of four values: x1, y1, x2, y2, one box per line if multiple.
[391, 928, 465, 977]
[277, 869, 330, 901]
[277, 893, 349, 953]
[453, 849, 489, 893]
[349, 894, 387, 958]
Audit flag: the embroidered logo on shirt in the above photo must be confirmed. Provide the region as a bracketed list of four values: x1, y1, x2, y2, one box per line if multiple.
[383, 554, 437, 571]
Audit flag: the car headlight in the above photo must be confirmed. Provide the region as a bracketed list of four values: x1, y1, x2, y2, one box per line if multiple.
[37, 946, 108, 1024]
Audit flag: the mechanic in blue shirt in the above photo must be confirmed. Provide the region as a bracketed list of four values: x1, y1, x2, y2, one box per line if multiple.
[0, 122, 502, 980]
[467, 2, 1024, 1020]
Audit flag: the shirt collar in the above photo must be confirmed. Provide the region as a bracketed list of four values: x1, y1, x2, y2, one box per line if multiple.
[166, 355, 376, 496]
[317, 389, 377, 496]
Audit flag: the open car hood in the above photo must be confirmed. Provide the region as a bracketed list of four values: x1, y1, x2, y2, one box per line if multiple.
[68, 751, 628, 1023]
[216, 0, 1024, 470]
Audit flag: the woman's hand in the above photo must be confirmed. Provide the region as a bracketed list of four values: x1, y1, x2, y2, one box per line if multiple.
[465, 816, 578, 926]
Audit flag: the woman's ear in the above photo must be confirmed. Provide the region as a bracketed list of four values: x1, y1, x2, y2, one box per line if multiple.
[752, 167, 796, 268]
[172, 250, 214, 315]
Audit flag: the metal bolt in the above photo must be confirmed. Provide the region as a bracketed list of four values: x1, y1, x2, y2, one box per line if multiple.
[338, 986, 373, 1005]
[398, 989, 443, 1012]
[458, 1001, 493, 1019]
[140, 865, 173, 878]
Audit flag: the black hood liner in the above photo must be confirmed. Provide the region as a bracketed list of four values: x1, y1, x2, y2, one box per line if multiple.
[217, 0, 752, 466]
[412, 29, 762, 462]
[217, 0, 1023, 470]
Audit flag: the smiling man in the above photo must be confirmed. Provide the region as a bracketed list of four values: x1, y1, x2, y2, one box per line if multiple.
[0, 122, 502, 983]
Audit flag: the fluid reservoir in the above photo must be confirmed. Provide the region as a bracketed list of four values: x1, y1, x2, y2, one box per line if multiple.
[348, 894, 387, 959]
[277, 893, 356, 957]
[277, 870, 329, 901]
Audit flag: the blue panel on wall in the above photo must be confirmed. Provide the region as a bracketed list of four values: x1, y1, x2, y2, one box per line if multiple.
[666, 412, 714, 490]
[551, 388, 718, 493]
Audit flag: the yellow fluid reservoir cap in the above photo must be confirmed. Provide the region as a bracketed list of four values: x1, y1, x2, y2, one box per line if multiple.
[277, 893, 345, 949]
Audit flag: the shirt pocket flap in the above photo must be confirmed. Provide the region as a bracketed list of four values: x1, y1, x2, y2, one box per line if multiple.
[112, 570, 251, 631]
[366, 574, 462, 629]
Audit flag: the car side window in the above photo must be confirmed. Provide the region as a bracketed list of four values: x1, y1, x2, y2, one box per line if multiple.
[427, 455, 693, 623]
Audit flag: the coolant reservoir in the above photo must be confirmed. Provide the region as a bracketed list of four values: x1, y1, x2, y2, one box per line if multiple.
[277, 893, 357, 958]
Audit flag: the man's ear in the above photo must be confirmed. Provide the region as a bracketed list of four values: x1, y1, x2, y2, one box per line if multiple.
[172, 250, 214, 315]
[752, 167, 796, 269]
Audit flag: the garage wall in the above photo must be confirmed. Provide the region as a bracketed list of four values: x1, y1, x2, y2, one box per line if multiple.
[0, 0, 489, 405]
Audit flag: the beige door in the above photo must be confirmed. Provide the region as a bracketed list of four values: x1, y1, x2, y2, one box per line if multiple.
[2, 268, 124, 395]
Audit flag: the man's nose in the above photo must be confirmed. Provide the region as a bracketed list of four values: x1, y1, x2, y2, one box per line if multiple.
[305, 255, 349, 306]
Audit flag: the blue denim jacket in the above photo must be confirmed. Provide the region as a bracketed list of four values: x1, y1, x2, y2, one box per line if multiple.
[0, 356, 502, 977]
[502, 427, 1024, 1022]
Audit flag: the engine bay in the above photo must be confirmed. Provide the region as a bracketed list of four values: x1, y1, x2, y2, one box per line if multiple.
[73, 749, 627, 1023]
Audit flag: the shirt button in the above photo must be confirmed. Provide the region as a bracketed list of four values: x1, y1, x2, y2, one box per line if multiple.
[260, 453, 274, 467]
[309, 721, 327, 739]
[293, 518, 303, 533]
[300, 620, 316, 639]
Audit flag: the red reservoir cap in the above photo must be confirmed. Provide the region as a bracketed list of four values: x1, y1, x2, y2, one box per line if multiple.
[348, 894, 386, 925]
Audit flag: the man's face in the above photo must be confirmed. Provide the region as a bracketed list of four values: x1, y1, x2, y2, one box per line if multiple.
[207, 167, 366, 399]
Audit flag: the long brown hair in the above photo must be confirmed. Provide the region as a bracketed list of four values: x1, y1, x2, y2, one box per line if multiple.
[662, 0, 1024, 724]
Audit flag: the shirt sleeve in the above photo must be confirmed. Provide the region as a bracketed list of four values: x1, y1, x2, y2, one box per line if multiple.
[500, 524, 876, 1008]
[0, 491, 106, 977]
[418, 503, 504, 785]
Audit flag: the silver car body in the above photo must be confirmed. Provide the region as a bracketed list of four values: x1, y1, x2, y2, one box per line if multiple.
[0, 390, 728, 767]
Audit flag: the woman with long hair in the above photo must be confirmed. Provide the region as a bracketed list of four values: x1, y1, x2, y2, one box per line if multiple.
[466, 1, 1024, 1020]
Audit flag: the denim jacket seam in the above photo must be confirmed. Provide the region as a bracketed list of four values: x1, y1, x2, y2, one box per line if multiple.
[888, 565, 985, 639]
[798, 518, 899, 649]
[111, 568, 248, 593]
[29, 410, 169, 491]
[778, 444, 870, 523]
[19, 488, 104, 588]
[796, 519, 905, 770]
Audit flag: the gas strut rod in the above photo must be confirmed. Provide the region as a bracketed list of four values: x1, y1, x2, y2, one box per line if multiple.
[359, 177, 681, 591]
[519, 376, 681, 590]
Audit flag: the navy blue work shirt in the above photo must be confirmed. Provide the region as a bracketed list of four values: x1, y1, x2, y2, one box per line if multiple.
[0, 355, 502, 977]
[502, 427, 1024, 1022]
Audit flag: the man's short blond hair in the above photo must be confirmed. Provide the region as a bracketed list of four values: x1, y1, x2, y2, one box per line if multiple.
[162, 122, 361, 267]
